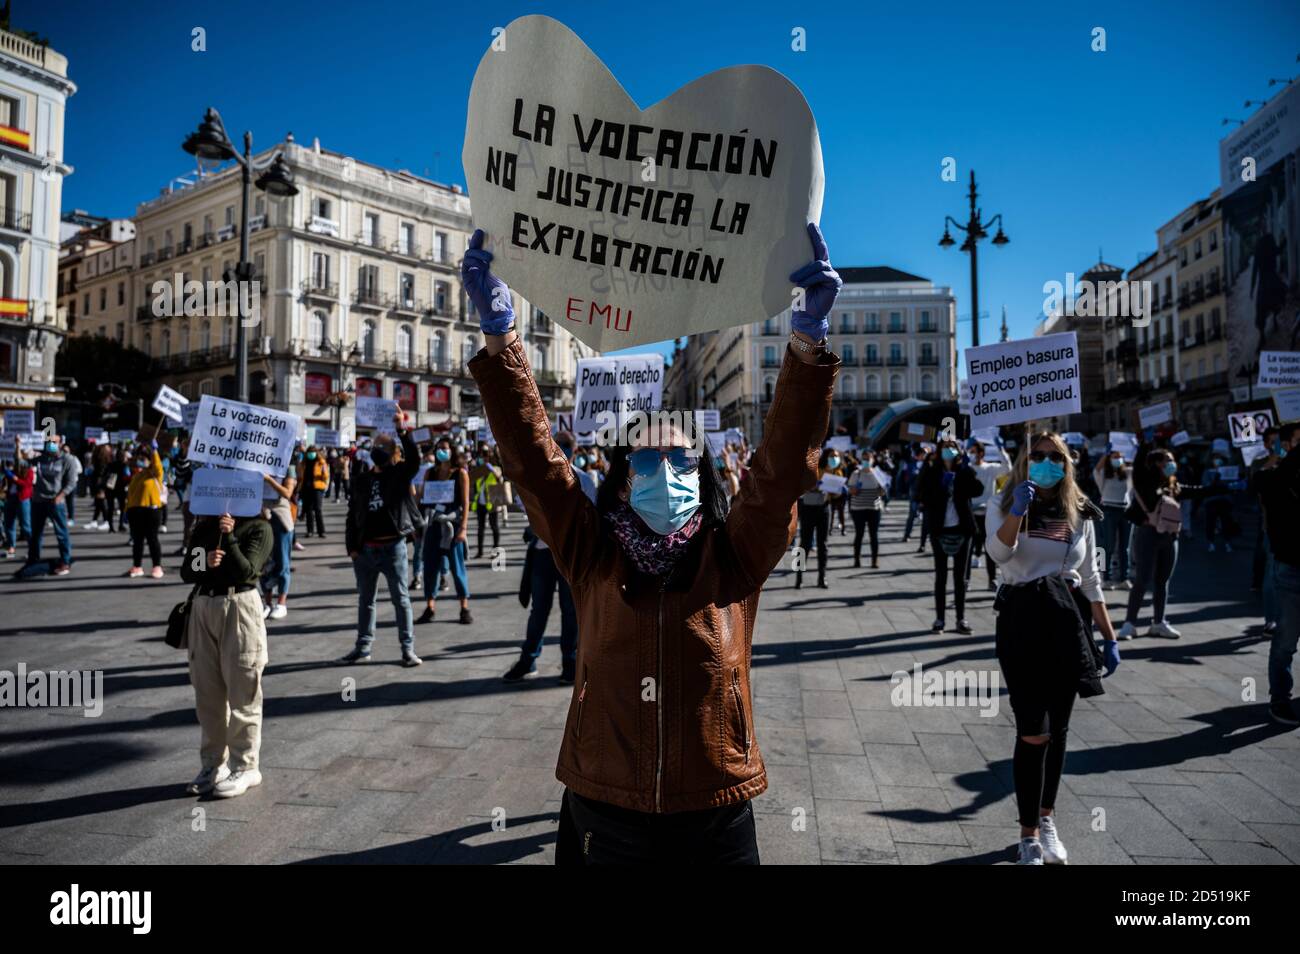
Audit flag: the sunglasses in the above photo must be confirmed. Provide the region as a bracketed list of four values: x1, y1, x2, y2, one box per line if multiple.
[629, 447, 700, 475]
[1028, 450, 1068, 465]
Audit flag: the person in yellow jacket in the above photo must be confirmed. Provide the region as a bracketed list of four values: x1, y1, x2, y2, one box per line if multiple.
[125, 443, 166, 578]
[297, 445, 329, 538]
[468, 446, 501, 559]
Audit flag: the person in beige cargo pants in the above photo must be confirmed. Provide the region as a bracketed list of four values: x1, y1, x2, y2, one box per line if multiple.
[180, 511, 273, 799]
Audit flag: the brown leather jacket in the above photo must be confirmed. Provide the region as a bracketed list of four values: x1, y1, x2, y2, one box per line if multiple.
[471, 339, 837, 813]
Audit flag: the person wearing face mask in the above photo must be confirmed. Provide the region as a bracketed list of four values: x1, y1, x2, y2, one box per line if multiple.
[986, 432, 1118, 865]
[1250, 426, 1280, 595]
[340, 410, 423, 666]
[260, 466, 297, 621]
[795, 447, 839, 589]
[17, 435, 78, 577]
[1200, 455, 1237, 554]
[825, 448, 849, 535]
[416, 438, 473, 625]
[463, 223, 839, 863]
[469, 443, 502, 559]
[123, 442, 166, 579]
[967, 441, 1010, 592]
[2, 455, 34, 559]
[505, 430, 597, 683]
[298, 445, 329, 539]
[917, 440, 983, 634]
[1093, 447, 1133, 589]
[1117, 448, 1220, 640]
[847, 452, 886, 568]
[1253, 423, 1300, 725]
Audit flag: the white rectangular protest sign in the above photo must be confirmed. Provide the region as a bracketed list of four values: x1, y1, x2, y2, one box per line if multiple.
[695, 409, 721, 431]
[1216, 465, 1240, 482]
[824, 435, 853, 453]
[1109, 432, 1138, 463]
[313, 428, 341, 448]
[188, 395, 300, 476]
[152, 384, 189, 423]
[410, 427, 432, 444]
[703, 430, 727, 457]
[1258, 351, 1300, 388]
[1228, 409, 1276, 447]
[464, 416, 483, 432]
[573, 354, 664, 434]
[1241, 442, 1270, 466]
[189, 466, 265, 518]
[1138, 401, 1172, 429]
[180, 402, 200, 432]
[461, 14, 824, 351]
[817, 473, 847, 495]
[3, 409, 34, 434]
[84, 427, 106, 444]
[422, 480, 456, 505]
[964, 333, 1081, 431]
[1272, 386, 1300, 424]
[116, 429, 137, 444]
[1170, 430, 1191, 447]
[355, 396, 398, 430]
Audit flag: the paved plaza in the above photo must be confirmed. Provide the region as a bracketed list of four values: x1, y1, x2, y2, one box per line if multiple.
[1, 498, 1297, 864]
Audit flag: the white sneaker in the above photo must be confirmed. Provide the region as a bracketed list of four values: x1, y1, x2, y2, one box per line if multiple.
[213, 768, 262, 799]
[1016, 837, 1045, 865]
[269, 604, 287, 620]
[262, 604, 272, 620]
[186, 763, 230, 795]
[1039, 815, 1068, 865]
[1149, 620, 1182, 639]
[1117, 621, 1137, 640]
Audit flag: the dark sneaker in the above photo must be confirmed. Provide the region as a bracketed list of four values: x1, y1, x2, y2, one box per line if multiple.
[956, 619, 973, 635]
[503, 657, 537, 682]
[459, 607, 473, 625]
[338, 648, 372, 665]
[1268, 701, 1300, 727]
[931, 619, 945, 633]
[559, 660, 576, 685]
[415, 606, 435, 624]
[402, 651, 423, 668]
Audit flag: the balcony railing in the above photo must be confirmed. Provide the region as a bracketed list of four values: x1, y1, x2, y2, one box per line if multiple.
[1182, 371, 1229, 394]
[917, 355, 939, 366]
[430, 249, 456, 266]
[394, 240, 422, 259]
[355, 231, 387, 250]
[393, 296, 424, 315]
[1190, 286, 1205, 304]
[426, 357, 456, 373]
[761, 358, 782, 368]
[352, 288, 389, 309]
[301, 279, 338, 300]
[886, 356, 908, 366]
[862, 355, 883, 366]
[887, 324, 906, 334]
[197, 231, 216, 249]
[918, 323, 939, 333]
[158, 246, 174, 262]
[1208, 326, 1222, 342]
[423, 305, 454, 322]
[1206, 277, 1222, 297]
[0, 208, 32, 232]
[862, 325, 882, 334]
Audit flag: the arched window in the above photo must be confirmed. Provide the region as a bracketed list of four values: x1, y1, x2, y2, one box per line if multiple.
[920, 373, 935, 398]
[462, 335, 478, 366]
[360, 320, 376, 361]
[200, 320, 211, 351]
[396, 324, 414, 367]
[536, 343, 548, 372]
[221, 317, 232, 349]
[179, 324, 190, 354]
[763, 376, 775, 402]
[161, 329, 171, 357]
[889, 374, 904, 399]
[310, 310, 327, 350]
[840, 374, 856, 397]
[866, 375, 880, 399]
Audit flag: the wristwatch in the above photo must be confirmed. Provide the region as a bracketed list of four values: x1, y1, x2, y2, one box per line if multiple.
[789, 332, 827, 355]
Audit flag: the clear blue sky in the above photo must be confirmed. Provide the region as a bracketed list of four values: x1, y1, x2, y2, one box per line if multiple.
[28, 0, 1300, 355]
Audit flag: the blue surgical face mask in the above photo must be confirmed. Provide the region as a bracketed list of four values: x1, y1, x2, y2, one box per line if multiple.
[435, 448, 450, 463]
[940, 447, 958, 462]
[827, 455, 840, 470]
[1163, 461, 1177, 477]
[1028, 460, 1065, 488]
[629, 458, 701, 535]
[44, 442, 58, 454]
[573, 455, 587, 469]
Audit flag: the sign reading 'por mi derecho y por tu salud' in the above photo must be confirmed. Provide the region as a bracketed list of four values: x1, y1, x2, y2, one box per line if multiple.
[963, 333, 1082, 431]
[462, 15, 824, 351]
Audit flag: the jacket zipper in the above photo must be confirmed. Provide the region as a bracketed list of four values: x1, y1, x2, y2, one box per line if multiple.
[655, 583, 666, 813]
[732, 667, 752, 766]
[575, 674, 588, 739]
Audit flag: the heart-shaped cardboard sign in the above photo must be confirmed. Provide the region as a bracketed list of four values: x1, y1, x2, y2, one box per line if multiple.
[462, 15, 824, 352]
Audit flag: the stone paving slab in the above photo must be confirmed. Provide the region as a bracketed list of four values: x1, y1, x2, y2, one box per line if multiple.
[1, 497, 1296, 864]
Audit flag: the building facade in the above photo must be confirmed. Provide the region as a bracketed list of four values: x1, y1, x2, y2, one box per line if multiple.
[56, 213, 136, 341]
[0, 28, 74, 412]
[1171, 191, 1230, 436]
[112, 137, 590, 437]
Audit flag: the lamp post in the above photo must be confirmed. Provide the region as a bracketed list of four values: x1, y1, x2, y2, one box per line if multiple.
[938, 170, 1009, 348]
[330, 338, 360, 431]
[182, 108, 298, 404]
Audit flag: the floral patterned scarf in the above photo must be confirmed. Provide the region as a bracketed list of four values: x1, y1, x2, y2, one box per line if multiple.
[605, 503, 703, 576]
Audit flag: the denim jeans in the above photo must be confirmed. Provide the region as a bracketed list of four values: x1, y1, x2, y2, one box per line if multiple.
[1100, 505, 1132, 581]
[27, 500, 71, 567]
[1126, 526, 1178, 625]
[3, 496, 30, 549]
[423, 532, 469, 601]
[903, 499, 920, 540]
[1263, 551, 1279, 626]
[1268, 561, 1300, 704]
[522, 545, 577, 661]
[352, 540, 414, 653]
[261, 518, 292, 597]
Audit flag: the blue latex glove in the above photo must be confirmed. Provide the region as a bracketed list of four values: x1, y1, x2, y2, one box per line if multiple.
[1009, 479, 1036, 516]
[460, 229, 515, 335]
[1102, 640, 1121, 677]
[788, 223, 842, 341]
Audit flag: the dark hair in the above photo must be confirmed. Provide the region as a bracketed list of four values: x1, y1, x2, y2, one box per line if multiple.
[596, 444, 729, 528]
[1280, 423, 1300, 444]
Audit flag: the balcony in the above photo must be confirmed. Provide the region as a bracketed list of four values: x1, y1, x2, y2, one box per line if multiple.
[177, 238, 193, 255]
[393, 240, 422, 259]
[139, 252, 156, 266]
[429, 249, 457, 266]
[1208, 325, 1222, 342]
[197, 231, 216, 249]
[837, 323, 857, 335]
[1182, 371, 1229, 394]
[157, 246, 174, 262]
[300, 279, 338, 301]
[426, 357, 456, 374]
[0, 208, 32, 232]
[862, 355, 882, 366]
[862, 325, 882, 334]
[1162, 332, 1173, 347]
[528, 320, 555, 337]
[355, 231, 387, 251]
[887, 324, 906, 334]
[352, 288, 389, 310]
[886, 356, 908, 366]
[918, 323, 939, 333]
[423, 304, 454, 323]
[306, 216, 340, 238]
[1190, 286, 1205, 304]
[761, 358, 782, 368]
[1206, 277, 1222, 297]
[917, 355, 939, 366]
[1177, 293, 1190, 309]
[760, 326, 783, 336]
[392, 296, 424, 316]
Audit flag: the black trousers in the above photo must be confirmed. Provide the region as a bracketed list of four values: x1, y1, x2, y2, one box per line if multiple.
[556, 789, 759, 864]
[301, 486, 325, 536]
[797, 501, 829, 581]
[931, 531, 971, 620]
[851, 508, 881, 562]
[968, 511, 996, 587]
[475, 507, 499, 555]
[127, 506, 162, 568]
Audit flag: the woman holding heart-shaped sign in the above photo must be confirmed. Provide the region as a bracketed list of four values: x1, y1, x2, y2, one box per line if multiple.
[465, 224, 840, 864]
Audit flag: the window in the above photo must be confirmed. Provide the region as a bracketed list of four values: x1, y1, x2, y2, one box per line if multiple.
[1209, 228, 1218, 252]
[866, 375, 879, 399]
[117, 282, 124, 306]
[360, 320, 377, 360]
[312, 197, 331, 219]
[180, 325, 190, 353]
[462, 335, 479, 365]
[866, 344, 879, 363]
[180, 381, 192, 398]
[310, 311, 328, 350]
[921, 373, 935, 397]
[200, 320, 211, 350]
[435, 281, 449, 313]
[400, 222, 415, 256]
[99, 287, 107, 310]
[1194, 238, 1202, 260]
[224, 205, 235, 226]
[888, 311, 904, 333]
[920, 342, 934, 362]
[433, 231, 447, 262]
[1179, 246, 1188, 266]
[841, 343, 855, 363]
[919, 309, 933, 330]
[763, 345, 777, 366]
[840, 374, 856, 397]
[536, 343, 548, 372]
[83, 293, 90, 314]
[889, 342, 903, 363]
[865, 312, 879, 332]
[203, 214, 213, 236]
[889, 374, 904, 398]
[311, 252, 330, 287]
[430, 331, 447, 367]
[115, 322, 124, 342]
[358, 264, 379, 296]
[399, 273, 415, 308]
[396, 324, 414, 366]
[161, 329, 171, 356]
[363, 212, 379, 246]
[221, 317, 232, 348]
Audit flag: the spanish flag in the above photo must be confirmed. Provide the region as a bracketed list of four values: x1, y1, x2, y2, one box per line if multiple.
[0, 298, 28, 316]
[0, 124, 30, 151]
